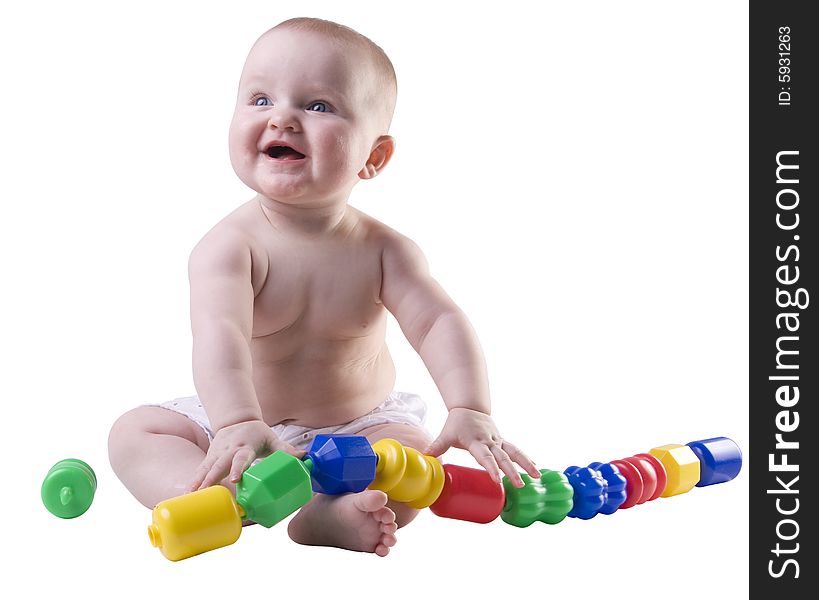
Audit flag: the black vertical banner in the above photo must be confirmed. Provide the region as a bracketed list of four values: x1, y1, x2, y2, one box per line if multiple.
[750, 2, 817, 598]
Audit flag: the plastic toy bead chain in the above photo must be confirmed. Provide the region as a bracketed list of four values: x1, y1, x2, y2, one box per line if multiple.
[145, 434, 741, 561]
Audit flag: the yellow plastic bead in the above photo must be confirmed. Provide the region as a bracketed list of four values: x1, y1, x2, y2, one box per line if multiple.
[370, 439, 407, 492]
[389, 446, 433, 503]
[407, 455, 445, 509]
[148, 486, 244, 561]
[369, 439, 445, 508]
[649, 444, 701, 498]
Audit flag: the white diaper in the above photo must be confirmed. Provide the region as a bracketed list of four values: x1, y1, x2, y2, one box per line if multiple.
[152, 391, 429, 450]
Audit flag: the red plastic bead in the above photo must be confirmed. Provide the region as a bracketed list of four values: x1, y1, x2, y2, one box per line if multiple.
[429, 464, 505, 524]
[634, 453, 668, 500]
[609, 459, 643, 509]
[622, 456, 657, 504]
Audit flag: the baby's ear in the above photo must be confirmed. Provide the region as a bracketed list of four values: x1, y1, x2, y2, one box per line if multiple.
[359, 135, 395, 180]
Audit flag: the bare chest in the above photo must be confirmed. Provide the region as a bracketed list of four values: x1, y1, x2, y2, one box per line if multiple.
[251, 239, 384, 340]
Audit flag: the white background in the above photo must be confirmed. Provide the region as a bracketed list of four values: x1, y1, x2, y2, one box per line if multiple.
[1, 1, 748, 598]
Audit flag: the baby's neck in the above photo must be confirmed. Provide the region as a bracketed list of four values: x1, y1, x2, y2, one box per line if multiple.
[257, 195, 351, 237]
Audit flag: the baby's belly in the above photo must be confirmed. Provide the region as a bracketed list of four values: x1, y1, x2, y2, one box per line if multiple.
[251, 340, 396, 427]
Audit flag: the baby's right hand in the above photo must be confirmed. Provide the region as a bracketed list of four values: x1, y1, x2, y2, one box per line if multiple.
[187, 420, 305, 492]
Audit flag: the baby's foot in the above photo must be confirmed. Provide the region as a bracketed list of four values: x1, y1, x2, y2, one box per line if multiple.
[287, 490, 398, 556]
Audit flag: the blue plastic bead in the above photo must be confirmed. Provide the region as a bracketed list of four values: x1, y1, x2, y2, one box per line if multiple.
[587, 462, 627, 514]
[305, 434, 377, 495]
[564, 466, 606, 519]
[686, 437, 742, 487]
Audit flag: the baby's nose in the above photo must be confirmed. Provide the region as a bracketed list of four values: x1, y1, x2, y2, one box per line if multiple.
[267, 109, 300, 132]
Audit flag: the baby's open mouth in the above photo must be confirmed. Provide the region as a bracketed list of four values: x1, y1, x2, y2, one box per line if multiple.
[266, 144, 306, 160]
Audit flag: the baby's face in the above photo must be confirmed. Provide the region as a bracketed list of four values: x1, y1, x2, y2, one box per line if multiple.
[229, 29, 382, 205]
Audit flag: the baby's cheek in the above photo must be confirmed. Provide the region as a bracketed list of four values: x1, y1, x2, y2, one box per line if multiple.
[329, 135, 350, 161]
[316, 138, 353, 178]
[341, 138, 372, 175]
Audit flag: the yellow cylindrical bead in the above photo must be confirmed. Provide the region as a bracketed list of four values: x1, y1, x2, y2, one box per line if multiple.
[407, 455, 445, 509]
[148, 485, 243, 561]
[370, 439, 407, 493]
[388, 447, 433, 503]
[369, 439, 445, 508]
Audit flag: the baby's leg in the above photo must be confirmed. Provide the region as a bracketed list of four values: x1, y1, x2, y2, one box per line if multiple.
[108, 406, 212, 508]
[286, 423, 432, 556]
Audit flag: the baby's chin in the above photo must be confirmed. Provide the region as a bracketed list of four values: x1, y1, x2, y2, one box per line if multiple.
[249, 174, 357, 208]
[237, 171, 307, 202]
[255, 186, 310, 206]
[252, 181, 334, 209]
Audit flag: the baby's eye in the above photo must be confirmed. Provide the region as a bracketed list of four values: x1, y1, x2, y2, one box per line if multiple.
[307, 102, 329, 113]
[253, 96, 272, 107]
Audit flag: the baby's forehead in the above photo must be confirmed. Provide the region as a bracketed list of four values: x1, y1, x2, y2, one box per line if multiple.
[254, 26, 353, 49]
[242, 29, 371, 87]
[246, 28, 365, 70]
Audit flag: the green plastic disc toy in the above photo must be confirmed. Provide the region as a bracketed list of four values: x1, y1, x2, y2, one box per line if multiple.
[41, 459, 97, 518]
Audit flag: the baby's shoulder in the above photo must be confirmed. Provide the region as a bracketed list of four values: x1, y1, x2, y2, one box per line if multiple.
[191, 201, 258, 254]
[347, 207, 419, 255]
[349, 209, 428, 285]
[188, 200, 269, 287]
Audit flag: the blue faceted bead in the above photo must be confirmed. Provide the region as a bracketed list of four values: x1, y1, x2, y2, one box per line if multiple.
[306, 434, 377, 495]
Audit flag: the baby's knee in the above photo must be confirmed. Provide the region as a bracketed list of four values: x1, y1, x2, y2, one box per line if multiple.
[108, 407, 151, 467]
[109, 408, 145, 450]
[361, 423, 432, 452]
[108, 406, 208, 466]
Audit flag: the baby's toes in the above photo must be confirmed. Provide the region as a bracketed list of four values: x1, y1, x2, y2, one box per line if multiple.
[375, 532, 397, 557]
[381, 521, 398, 535]
[373, 506, 396, 526]
[353, 489, 389, 513]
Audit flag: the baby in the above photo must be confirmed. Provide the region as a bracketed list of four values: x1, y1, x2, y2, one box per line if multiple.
[108, 17, 539, 557]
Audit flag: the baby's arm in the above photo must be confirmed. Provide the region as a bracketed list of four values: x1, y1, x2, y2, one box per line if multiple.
[186, 227, 301, 491]
[380, 233, 539, 485]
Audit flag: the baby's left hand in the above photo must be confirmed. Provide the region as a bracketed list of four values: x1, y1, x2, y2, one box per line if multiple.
[424, 408, 540, 487]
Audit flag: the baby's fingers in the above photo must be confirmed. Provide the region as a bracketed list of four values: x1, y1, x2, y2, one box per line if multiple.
[188, 457, 216, 492]
[198, 452, 234, 490]
[229, 447, 256, 483]
[491, 445, 525, 487]
[502, 441, 540, 479]
[424, 436, 452, 458]
[273, 439, 307, 459]
[467, 441, 502, 483]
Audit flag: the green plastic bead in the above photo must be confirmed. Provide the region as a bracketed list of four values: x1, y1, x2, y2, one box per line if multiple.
[41, 459, 97, 519]
[501, 468, 574, 527]
[235, 451, 313, 528]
